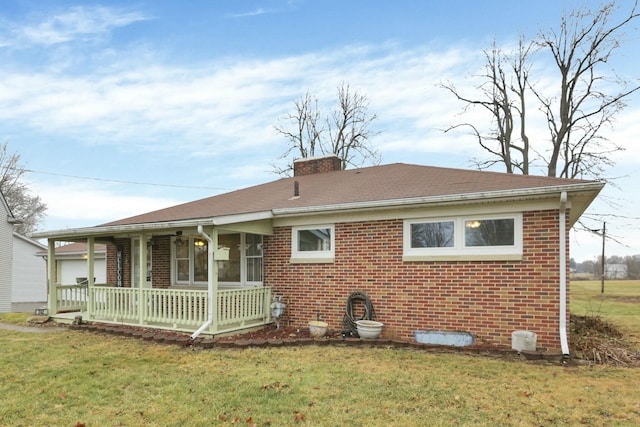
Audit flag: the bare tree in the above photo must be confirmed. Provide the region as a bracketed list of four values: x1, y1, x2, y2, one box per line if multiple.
[273, 83, 381, 175]
[442, 1, 640, 180]
[0, 143, 47, 235]
[442, 38, 533, 174]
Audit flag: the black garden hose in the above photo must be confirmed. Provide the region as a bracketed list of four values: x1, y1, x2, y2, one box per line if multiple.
[342, 291, 376, 337]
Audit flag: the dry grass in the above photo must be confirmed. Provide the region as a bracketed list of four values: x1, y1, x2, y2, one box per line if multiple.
[1, 322, 640, 426]
[1, 282, 639, 426]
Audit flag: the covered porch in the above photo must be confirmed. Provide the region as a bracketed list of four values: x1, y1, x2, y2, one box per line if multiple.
[51, 283, 272, 336]
[38, 217, 275, 338]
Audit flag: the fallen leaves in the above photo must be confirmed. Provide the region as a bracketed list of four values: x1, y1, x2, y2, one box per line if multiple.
[261, 381, 289, 391]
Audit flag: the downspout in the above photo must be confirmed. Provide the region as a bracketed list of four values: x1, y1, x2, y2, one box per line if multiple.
[559, 191, 570, 356]
[191, 225, 215, 340]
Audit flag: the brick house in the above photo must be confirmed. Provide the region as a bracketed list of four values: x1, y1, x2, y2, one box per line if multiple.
[32, 156, 604, 352]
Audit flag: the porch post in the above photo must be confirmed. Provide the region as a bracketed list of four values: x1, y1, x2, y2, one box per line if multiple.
[87, 237, 95, 317]
[47, 239, 57, 314]
[138, 232, 148, 325]
[210, 227, 219, 334]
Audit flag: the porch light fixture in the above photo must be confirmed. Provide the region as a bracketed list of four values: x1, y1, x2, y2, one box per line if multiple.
[194, 240, 205, 247]
[466, 220, 481, 228]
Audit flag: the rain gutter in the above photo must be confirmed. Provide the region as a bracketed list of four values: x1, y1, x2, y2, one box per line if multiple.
[272, 182, 604, 219]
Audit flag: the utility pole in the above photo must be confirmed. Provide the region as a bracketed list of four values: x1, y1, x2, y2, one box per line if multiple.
[601, 222, 606, 294]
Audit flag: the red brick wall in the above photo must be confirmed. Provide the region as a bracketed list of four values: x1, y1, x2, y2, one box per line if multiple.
[152, 236, 171, 288]
[293, 155, 342, 176]
[106, 239, 131, 287]
[264, 209, 569, 351]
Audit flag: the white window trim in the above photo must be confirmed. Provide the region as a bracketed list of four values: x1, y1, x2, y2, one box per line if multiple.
[172, 233, 264, 287]
[291, 224, 335, 263]
[219, 233, 264, 288]
[172, 236, 208, 286]
[403, 213, 522, 261]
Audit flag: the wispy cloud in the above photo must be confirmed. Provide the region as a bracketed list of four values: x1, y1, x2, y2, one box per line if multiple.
[31, 181, 180, 225]
[226, 8, 276, 18]
[8, 6, 150, 47]
[0, 40, 490, 162]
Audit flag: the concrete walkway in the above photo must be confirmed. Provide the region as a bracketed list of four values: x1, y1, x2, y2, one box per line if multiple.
[0, 321, 63, 333]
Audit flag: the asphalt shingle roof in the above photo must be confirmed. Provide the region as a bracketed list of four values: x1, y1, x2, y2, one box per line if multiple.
[102, 163, 599, 227]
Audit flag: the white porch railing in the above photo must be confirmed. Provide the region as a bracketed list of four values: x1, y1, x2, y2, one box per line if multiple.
[217, 287, 272, 327]
[55, 284, 89, 312]
[53, 285, 272, 334]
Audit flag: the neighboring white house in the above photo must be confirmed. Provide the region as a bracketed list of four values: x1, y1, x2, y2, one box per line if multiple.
[11, 232, 47, 312]
[1, 188, 107, 313]
[1, 191, 45, 312]
[0, 191, 18, 313]
[605, 263, 627, 280]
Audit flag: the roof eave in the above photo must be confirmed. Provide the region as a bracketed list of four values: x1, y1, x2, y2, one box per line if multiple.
[30, 181, 604, 240]
[272, 182, 605, 219]
[30, 211, 275, 240]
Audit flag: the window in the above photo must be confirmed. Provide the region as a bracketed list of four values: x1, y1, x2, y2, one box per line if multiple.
[218, 234, 241, 282]
[193, 238, 208, 282]
[411, 221, 455, 248]
[464, 218, 515, 247]
[175, 237, 190, 282]
[174, 237, 208, 285]
[245, 233, 263, 283]
[404, 214, 522, 260]
[173, 233, 263, 286]
[291, 225, 335, 261]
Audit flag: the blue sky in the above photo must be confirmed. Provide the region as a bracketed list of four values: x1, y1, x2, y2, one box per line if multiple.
[2, 0, 638, 262]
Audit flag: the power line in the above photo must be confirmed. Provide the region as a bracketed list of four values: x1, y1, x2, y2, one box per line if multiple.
[23, 168, 236, 191]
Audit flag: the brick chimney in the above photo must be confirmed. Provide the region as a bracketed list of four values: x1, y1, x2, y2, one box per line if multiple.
[293, 155, 342, 176]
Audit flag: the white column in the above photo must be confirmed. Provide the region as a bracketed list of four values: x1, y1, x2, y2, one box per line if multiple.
[211, 227, 219, 333]
[87, 237, 95, 316]
[138, 233, 147, 325]
[47, 239, 57, 314]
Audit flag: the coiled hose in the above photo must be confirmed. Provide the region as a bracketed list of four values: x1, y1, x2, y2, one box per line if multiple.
[342, 291, 376, 337]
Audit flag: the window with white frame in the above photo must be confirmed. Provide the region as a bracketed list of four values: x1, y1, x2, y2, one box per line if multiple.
[173, 233, 263, 286]
[404, 214, 522, 259]
[291, 225, 335, 261]
[173, 236, 208, 285]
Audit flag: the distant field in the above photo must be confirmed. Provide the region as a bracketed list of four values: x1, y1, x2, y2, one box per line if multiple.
[571, 280, 640, 346]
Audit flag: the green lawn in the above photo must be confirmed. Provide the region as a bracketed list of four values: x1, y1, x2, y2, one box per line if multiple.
[0, 322, 639, 425]
[1, 283, 639, 426]
[571, 280, 640, 346]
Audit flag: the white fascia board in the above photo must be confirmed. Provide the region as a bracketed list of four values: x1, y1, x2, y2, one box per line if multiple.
[30, 218, 216, 240]
[30, 211, 274, 240]
[272, 182, 605, 217]
[212, 211, 273, 226]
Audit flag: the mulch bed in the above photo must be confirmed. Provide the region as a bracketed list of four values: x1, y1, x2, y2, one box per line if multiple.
[64, 321, 573, 365]
[19, 314, 640, 367]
